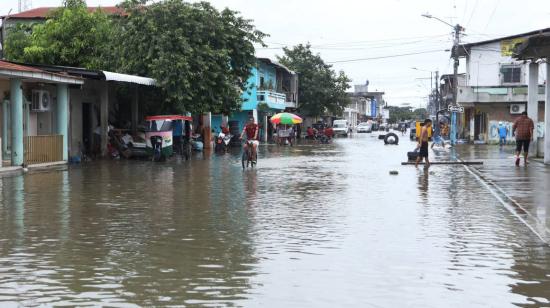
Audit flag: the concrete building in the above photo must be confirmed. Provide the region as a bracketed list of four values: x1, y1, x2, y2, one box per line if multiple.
[17, 63, 156, 160]
[347, 82, 385, 126]
[0, 61, 83, 167]
[212, 58, 298, 142]
[455, 28, 549, 150]
[513, 33, 550, 163]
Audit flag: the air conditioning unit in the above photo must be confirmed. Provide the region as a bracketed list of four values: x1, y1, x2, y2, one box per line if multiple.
[510, 103, 526, 114]
[31, 90, 51, 112]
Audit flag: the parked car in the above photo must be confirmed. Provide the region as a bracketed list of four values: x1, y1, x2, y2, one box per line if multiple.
[356, 122, 371, 133]
[332, 119, 349, 137]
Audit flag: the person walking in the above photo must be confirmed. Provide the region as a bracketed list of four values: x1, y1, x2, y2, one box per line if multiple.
[415, 119, 433, 168]
[498, 122, 508, 147]
[512, 111, 534, 166]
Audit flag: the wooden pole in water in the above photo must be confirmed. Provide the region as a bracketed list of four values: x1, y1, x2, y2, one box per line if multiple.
[401, 161, 483, 165]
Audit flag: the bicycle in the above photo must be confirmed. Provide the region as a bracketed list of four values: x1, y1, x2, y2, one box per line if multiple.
[242, 140, 257, 169]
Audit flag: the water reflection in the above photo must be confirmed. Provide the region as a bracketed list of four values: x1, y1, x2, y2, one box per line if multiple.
[0, 136, 549, 306]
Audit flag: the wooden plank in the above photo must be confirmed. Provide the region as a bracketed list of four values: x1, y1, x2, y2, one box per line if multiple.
[401, 161, 483, 165]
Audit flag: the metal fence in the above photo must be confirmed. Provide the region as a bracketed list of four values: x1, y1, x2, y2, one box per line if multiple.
[24, 135, 63, 165]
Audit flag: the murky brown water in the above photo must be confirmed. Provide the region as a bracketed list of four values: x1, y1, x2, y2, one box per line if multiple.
[1, 133, 550, 307]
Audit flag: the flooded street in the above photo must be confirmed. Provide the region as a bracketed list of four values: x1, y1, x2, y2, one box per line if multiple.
[1, 133, 550, 307]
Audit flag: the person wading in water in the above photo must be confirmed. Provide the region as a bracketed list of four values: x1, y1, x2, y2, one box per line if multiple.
[415, 119, 432, 169]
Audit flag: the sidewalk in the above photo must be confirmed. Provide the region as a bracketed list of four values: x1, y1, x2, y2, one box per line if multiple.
[456, 144, 550, 242]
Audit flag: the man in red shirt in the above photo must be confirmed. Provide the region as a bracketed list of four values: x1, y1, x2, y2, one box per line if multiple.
[240, 117, 258, 161]
[306, 127, 314, 139]
[325, 126, 334, 139]
[512, 111, 534, 166]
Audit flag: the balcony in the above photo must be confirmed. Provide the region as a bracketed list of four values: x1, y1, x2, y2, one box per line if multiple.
[457, 85, 546, 105]
[257, 90, 296, 109]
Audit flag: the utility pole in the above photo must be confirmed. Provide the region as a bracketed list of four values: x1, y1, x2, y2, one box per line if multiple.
[421, 14, 464, 145]
[435, 70, 440, 112]
[450, 24, 464, 146]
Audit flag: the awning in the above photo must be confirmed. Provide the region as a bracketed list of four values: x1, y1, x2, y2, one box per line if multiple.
[101, 71, 155, 86]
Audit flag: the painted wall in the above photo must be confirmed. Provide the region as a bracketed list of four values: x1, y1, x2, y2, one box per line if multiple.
[241, 67, 258, 110]
[241, 62, 279, 111]
[467, 41, 547, 87]
[229, 111, 250, 134]
[488, 120, 545, 144]
[211, 114, 223, 134]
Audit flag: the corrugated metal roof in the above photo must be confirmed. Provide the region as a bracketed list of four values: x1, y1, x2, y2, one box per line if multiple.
[257, 57, 296, 75]
[102, 71, 155, 86]
[2, 6, 124, 19]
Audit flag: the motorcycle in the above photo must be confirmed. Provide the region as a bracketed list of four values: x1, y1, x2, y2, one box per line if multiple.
[191, 134, 204, 151]
[215, 132, 232, 153]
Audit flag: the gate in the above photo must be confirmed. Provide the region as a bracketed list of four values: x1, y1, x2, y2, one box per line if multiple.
[24, 135, 63, 165]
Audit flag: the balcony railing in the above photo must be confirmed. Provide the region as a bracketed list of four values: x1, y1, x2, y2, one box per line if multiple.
[257, 90, 296, 108]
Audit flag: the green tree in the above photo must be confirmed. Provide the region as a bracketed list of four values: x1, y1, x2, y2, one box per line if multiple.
[4, 0, 113, 69]
[387, 105, 413, 123]
[111, 0, 266, 114]
[3, 23, 34, 61]
[412, 108, 428, 120]
[278, 44, 351, 117]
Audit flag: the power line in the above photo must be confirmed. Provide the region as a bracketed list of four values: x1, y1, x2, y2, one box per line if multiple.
[260, 34, 451, 49]
[257, 39, 450, 51]
[466, 0, 479, 27]
[483, 0, 501, 32]
[326, 50, 447, 64]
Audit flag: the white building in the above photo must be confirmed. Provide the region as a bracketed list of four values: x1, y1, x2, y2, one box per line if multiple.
[347, 82, 385, 127]
[456, 28, 549, 149]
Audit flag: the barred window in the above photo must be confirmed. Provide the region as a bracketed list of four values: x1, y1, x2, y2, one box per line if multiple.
[501, 65, 521, 83]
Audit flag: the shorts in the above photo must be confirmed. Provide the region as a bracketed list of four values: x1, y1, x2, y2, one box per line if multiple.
[516, 139, 530, 153]
[418, 141, 429, 158]
[247, 140, 259, 147]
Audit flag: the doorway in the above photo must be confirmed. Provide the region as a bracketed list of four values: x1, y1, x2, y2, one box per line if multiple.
[82, 103, 92, 155]
[474, 112, 487, 141]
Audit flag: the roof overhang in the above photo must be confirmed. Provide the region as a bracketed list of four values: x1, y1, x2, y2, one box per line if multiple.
[257, 57, 296, 75]
[12, 62, 156, 86]
[101, 71, 155, 86]
[0, 68, 83, 84]
[513, 34, 550, 61]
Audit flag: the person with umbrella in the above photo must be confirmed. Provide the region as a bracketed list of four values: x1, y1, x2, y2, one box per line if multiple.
[270, 113, 303, 147]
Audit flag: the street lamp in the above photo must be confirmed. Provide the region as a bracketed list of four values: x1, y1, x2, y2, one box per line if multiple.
[421, 13, 464, 145]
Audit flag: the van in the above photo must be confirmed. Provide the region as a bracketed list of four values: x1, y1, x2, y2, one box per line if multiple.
[332, 120, 349, 137]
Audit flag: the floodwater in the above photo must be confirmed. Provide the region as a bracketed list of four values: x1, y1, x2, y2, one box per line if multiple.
[1, 132, 550, 307]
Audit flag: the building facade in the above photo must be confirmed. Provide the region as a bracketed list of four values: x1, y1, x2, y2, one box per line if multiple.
[456, 28, 549, 147]
[346, 83, 385, 127]
[212, 58, 298, 142]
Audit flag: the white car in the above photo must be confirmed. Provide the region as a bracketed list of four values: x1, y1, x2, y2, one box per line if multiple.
[356, 122, 371, 133]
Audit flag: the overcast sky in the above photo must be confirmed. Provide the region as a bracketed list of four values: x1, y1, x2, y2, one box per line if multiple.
[2, 0, 549, 107]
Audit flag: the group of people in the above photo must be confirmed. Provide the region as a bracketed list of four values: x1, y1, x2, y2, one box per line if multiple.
[305, 125, 334, 142]
[415, 111, 535, 168]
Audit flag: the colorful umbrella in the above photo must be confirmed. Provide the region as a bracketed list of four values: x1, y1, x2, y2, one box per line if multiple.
[270, 112, 303, 125]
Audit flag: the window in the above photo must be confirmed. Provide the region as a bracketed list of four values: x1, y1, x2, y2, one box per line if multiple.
[501, 65, 521, 83]
[260, 76, 265, 89]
